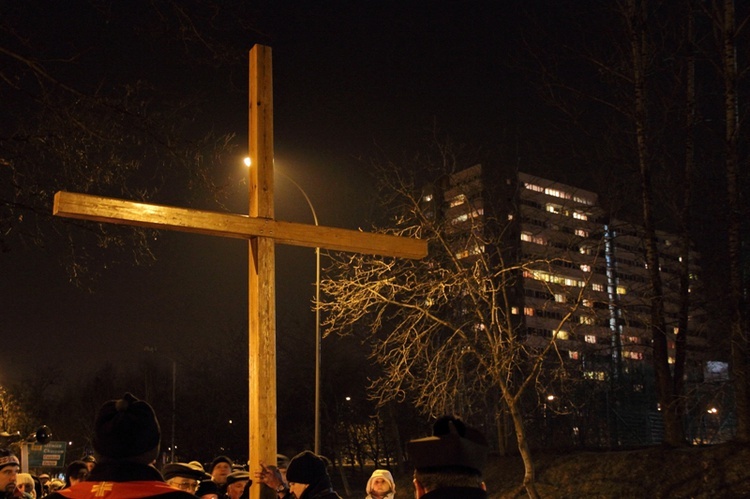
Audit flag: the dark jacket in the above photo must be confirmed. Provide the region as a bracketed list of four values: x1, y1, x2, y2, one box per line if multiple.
[421, 486, 489, 499]
[299, 480, 342, 499]
[46, 461, 196, 499]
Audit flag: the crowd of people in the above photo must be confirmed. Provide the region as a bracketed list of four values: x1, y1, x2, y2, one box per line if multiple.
[1, 393, 489, 499]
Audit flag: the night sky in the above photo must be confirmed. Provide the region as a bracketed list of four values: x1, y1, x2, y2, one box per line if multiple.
[1, 1, 541, 385]
[1, 2, 732, 385]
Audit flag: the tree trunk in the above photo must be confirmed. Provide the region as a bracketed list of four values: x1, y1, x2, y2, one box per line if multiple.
[721, 0, 750, 443]
[626, 0, 684, 445]
[508, 395, 540, 499]
[673, 0, 697, 436]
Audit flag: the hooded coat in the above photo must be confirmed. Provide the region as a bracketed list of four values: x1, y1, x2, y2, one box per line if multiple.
[365, 470, 395, 499]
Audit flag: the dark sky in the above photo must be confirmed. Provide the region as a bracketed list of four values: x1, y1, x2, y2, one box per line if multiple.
[1, 1, 544, 385]
[3, 1, 732, 387]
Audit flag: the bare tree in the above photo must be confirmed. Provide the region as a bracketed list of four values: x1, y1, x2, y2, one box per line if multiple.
[713, 0, 750, 442]
[519, 0, 723, 447]
[320, 146, 600, 498]
[0, 1, 252, 285]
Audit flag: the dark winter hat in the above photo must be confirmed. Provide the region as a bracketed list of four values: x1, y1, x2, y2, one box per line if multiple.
[92, 393, 160, 463]
[286, 451, 330, 487]
[195, 479, 220, 497]
[226, 471, 251, 486]
[209, 455, 234, 472]
[407, 415, 488, 474]
[0, 448, 19, 471]
[65, 460, 88, 483]
[162, 462, 211, 481]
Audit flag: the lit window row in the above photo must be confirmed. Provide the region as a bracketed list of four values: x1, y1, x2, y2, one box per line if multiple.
[523, 269, 586, 288]
[455, 244, 485, 259]
[546, 203, 589, 221]
[450, 208, 484, 225]
[521, 231, 545, 245]
[448, 194, 466, 207]
[523, 182, 594, 206]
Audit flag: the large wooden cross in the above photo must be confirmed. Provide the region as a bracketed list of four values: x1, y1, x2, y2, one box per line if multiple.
[52, 45, 426, 498]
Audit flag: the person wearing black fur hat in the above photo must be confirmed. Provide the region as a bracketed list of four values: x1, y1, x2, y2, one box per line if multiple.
[407, 415, 489, 499]
[46, 392, 196, 499]
[285, 451, 341, 499]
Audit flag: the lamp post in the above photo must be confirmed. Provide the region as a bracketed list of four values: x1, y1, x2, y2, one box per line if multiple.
[244, 158, 321, 454]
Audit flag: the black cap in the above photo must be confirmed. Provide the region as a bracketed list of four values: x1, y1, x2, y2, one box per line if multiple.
[209, 455, 233, 472]
[407, 416, 488, 473]
[93, 393, 160, 463]
[286, 451, 330, 487]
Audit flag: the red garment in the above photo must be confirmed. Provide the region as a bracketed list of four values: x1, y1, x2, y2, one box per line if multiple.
[54, 480, 185, 499]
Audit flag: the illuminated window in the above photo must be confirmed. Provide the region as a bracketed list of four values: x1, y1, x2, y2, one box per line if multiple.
[511, 306, 519, 315]
[451, 213, 469, 224]
[555, 330, 569, 340]
[585, 335, 597, 344]
[450, 209, 484, 225]
[584, 371, 606, 381]
[554, 293, 565, 303]
[524, 182, 544, 193]
[592, 283, 604, 292]
[573, 211, 588, 221]
[546, 204, 561, 214]
[617, 286, 627, 295]
[455, 244, 485, 260]
[583, 299, 593, 307]
[624, 351, 644, 360]
[521, 232, 545, 245]
[580, 264, 591, 272]
[575, 228, 589, 237]
[524, 269, 585, 288]
[580, 316, 594, 325]
[545, 188, 571, 200]
[449, 194, 466, 207]
[423, 194, 433, 202]
[569, 351, 579, 360]
[524, 307, 535, 316]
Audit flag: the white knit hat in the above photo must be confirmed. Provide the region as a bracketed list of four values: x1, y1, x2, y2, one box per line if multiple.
[366, 469, 395, 495]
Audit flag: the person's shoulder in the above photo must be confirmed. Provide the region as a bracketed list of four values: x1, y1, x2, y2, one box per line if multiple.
[155, 491, 199, 499]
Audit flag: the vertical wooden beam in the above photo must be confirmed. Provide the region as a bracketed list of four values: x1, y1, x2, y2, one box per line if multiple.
[248, 44, 276, 499]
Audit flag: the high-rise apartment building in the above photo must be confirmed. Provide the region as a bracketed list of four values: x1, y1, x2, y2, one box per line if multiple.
[421, 164, 708, 446]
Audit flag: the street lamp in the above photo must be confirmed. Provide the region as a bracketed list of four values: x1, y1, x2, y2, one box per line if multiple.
[244, 158, 322, 454]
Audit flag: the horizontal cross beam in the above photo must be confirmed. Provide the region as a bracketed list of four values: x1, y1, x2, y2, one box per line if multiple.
[53, 191, 427, 260]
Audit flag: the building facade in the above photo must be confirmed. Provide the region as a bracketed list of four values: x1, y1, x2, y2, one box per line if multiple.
[421, 164, 709, 447]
